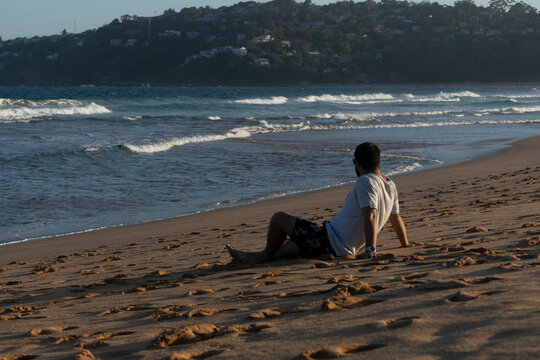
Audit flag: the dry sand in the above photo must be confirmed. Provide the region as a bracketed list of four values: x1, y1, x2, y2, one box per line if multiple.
[1, 137, 539, 360]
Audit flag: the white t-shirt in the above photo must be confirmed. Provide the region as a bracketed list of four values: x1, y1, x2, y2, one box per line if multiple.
[326, 173, 399, 256]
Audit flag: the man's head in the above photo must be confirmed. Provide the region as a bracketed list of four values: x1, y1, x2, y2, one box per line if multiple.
[354, 142, 381, 175]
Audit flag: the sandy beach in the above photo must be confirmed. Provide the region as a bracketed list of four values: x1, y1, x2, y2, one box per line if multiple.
[1, 137, 539, 360]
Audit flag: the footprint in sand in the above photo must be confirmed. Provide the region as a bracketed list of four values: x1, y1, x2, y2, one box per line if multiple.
[311, 261, 335, 269]
[79, 341, 109, 349]
[460, 276, 500, 284]
[397, 272, 430, 282]
[327, 275, 362, 283]
[253, 272, 276, 280]
[378, 316, 420, 329]
[321, 294, 384, 311]
[253, 280, 286, 288]
[100, 305, 152, 316]
[185, 308, 223, 318]
[79, 268, 102, 275]
[300, 344, 385, 359]
[31, 264, 58, 274]
[404, 255, 425, 265]
[249, 309, 281, 319]
[94, 331, 135, 340]
[519, 237, 540, 246]
[340, 281, 384, 295]
[145, 269, 170, 277]
[1, 305, 40, 320]
[54, 331, 134, 344]
[152, 323, 269, 347]
[446, 290, 502, 302]
[165, 242, 187, 250]
[169, 350, 225, 360]
[187, 288, 227, 296]
[443, 256, 481, 267]
[75, 350, 97, 360]
[414, 279, 468, 291]
[29, 326, 78, 336]
[498, 262, 530, 271]
[467, 226, 490, 233]
[102, 256, 121, 262]
[190, 262, 210, 270]
[151, 304, 194, 321]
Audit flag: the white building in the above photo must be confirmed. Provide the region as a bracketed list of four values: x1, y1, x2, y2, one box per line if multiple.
[232, 47, 247, 56]
[159, 30, 182, 37]
[252, 34, 273, 43]
[109, 39, 122, 46]
[254, 58, 270, 66]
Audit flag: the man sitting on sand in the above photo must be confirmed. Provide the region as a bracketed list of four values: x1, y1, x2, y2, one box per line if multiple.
[226, 142, 422, 263]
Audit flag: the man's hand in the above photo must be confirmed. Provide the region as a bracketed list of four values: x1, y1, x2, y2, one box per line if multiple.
[401, 240, 425, 247]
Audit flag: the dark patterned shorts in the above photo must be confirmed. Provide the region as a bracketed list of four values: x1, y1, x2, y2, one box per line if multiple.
[289, 217, 336, 258]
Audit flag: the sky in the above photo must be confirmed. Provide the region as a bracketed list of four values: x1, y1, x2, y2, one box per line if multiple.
[0, 0, 535, 41]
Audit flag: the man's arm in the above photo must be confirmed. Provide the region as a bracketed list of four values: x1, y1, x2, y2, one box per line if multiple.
[389, 213, 419, 247]
[362, 207, 378, 248]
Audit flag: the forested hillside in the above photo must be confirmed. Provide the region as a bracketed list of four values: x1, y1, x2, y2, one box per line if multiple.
[0, 0, 538, 85]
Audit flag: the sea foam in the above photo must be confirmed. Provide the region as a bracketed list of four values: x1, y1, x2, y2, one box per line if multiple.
[0, 101, 111, 123]
[386, 162, 424, 176]
[122, 128, 252, 154]
[122, 118, 540, 154]
[233, 96, 288, 105]
[296, 93, 394, 103]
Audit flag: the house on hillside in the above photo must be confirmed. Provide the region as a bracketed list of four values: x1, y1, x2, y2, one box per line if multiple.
[232, 47, 248, 56]
[159, 30, 182, 37]
[109, 39, 122, 46]
[254, 58, 270, 66]
[252, 34, 273, 43]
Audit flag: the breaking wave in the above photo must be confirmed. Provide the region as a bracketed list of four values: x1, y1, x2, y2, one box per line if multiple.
[296, 93, 394, 103]
[119, 117, 539, 155]
[121, 128, 253, 154]
[0, 101, 111, 123]
[387, 162, 424, 176]
[0, 98, 84, 107]
[233, 96, 288, 105]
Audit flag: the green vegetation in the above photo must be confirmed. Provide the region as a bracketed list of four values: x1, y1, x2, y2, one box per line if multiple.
[0, 0, 538, 86]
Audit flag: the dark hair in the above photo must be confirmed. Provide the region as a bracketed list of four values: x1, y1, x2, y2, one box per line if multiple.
[354, 142, 381, 171]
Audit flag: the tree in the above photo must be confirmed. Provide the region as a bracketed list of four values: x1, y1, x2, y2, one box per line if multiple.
[163, 8, 177, 16]
[508, 1, 537, 15]
[489, 0, 516, 13]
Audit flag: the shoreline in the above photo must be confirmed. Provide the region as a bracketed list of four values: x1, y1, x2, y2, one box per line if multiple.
[0, 136, 518, 249]
[1, 135, 537, 263]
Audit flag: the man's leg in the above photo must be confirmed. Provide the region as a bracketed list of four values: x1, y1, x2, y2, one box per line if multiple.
[226, 211, 297, 263]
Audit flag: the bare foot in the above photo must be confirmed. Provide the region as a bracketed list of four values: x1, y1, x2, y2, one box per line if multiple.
[225, 244, 266, 264]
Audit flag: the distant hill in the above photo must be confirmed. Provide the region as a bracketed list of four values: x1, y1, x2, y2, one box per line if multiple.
[0, 0, 538, 86]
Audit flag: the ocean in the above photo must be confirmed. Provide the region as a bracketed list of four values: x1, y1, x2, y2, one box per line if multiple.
[1, 85, 539, 245]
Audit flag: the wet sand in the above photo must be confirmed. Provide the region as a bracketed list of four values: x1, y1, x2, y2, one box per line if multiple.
[0, 136, 539, 359]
